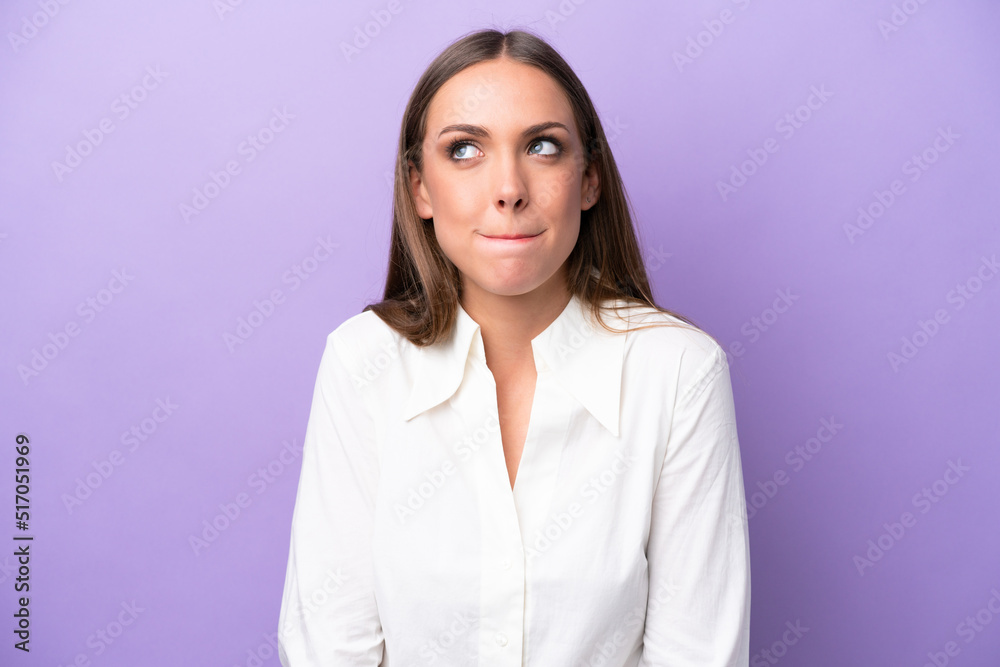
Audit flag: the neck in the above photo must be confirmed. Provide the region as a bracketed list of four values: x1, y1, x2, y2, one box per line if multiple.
[460, 270, 572, 373]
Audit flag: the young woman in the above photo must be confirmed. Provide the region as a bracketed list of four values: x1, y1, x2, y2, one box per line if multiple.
[277, 28, 751, 667]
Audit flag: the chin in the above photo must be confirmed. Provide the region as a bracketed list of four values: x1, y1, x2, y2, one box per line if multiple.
[467, 271, 544, 297]
[482, 281, 539, 297]
[494, 273, 563, 298]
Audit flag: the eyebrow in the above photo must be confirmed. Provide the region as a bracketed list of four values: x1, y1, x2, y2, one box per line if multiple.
[436, 121, 571, 140]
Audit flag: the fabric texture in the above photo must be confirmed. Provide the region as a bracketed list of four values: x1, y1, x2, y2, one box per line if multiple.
[277, 293, 751, 666]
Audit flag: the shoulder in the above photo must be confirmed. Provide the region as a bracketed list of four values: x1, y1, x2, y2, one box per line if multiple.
[323, 308, 409, 380]
[603, 300, 727, 400]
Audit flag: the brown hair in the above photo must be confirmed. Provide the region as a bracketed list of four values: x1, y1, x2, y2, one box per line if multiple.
[363, 27, 708, 346]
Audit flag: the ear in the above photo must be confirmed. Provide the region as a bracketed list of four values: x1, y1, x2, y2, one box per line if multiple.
[408, 161, 434, 219]
[581, 160, 601, 211]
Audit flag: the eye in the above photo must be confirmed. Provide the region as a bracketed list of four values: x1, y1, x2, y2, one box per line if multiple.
[449, 141, 481, 160]
[529, 138, 561, 156]
[446, 136, 563, 162]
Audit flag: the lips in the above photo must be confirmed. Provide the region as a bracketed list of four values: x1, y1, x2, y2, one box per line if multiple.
[480, 231, 542, 240]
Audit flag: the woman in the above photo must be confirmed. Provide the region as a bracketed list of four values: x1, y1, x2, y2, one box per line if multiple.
[277, 27, 751, 667]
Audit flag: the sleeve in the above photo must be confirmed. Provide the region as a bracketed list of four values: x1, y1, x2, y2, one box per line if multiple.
[639, 343, 751, 667]
[277, 331, 385, 666]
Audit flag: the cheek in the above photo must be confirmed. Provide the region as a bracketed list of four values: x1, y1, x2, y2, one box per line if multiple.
[535, 167, 580, 210]
[431, 218, 472, 272]
[426, 171, 484, 221]
[558, 219, 582, 258]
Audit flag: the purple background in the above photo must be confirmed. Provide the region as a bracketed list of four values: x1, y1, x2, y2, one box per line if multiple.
[2, 0, 999, 665]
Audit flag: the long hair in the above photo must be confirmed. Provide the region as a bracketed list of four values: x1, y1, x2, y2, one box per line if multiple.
[364, 27, 706, 346]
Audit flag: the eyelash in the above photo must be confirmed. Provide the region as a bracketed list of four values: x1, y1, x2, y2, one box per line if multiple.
[445, 135, 564, 162]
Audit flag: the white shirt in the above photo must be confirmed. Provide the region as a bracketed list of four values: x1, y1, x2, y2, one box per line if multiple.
[277, 293, 751, 666]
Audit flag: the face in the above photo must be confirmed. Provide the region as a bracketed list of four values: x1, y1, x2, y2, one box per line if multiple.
[408, 58, 600, 303]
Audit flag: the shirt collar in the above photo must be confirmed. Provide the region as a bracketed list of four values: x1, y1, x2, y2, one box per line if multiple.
[400, 293, 627, 437]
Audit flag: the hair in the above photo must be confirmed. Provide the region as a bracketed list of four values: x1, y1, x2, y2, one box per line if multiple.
[363, 27, 710, 347]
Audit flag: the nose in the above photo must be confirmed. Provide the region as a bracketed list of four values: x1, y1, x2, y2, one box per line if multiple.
[494, 152, 528, 213]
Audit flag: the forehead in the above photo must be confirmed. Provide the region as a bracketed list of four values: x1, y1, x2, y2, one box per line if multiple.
[425, 59, 577, 135]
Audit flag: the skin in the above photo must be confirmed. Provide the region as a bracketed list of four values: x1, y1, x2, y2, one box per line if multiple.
[408, 57, 600, 489]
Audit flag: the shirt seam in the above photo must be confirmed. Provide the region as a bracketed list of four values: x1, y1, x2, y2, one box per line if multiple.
[677, 343, 726, 407]
[653, 342, 729, 500]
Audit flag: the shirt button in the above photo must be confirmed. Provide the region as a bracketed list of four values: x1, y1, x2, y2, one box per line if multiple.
[495, 632, 508, 647]
[500, 559, 511, 570]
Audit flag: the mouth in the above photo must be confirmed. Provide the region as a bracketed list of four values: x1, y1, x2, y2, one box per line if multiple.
[479, 231, 543, 240]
